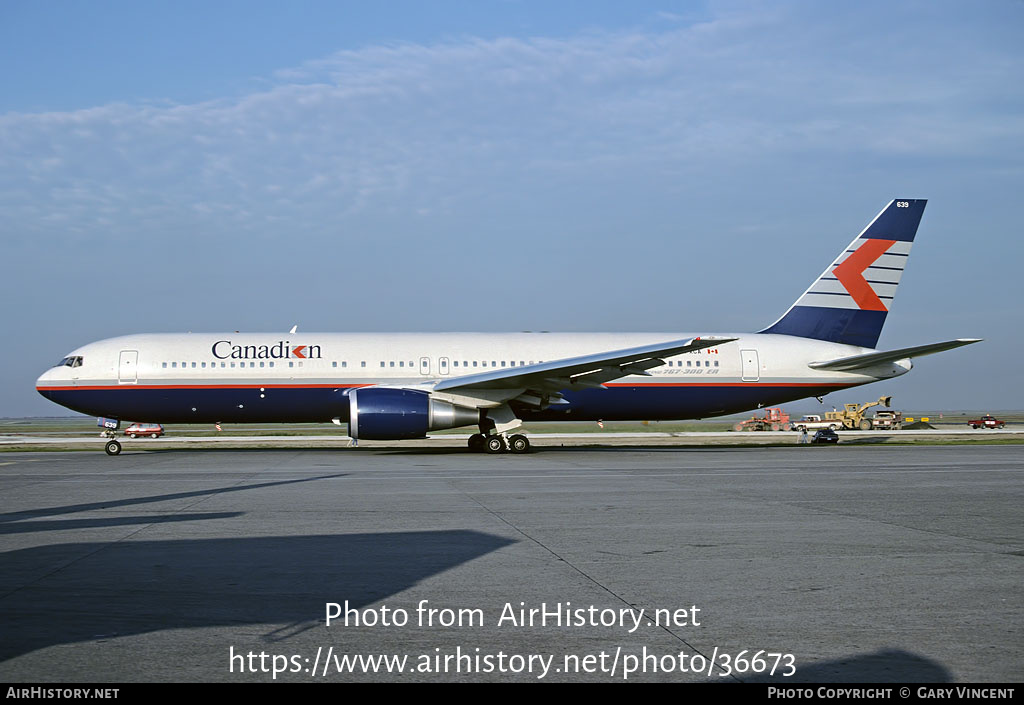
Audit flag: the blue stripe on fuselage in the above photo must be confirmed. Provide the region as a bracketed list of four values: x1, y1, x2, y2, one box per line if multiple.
[38, 383, 854, 425]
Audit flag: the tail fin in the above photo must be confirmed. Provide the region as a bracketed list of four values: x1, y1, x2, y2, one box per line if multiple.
[760, 199, 927, 348]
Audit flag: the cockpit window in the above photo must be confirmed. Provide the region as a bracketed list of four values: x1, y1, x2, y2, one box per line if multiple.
[55, 356, 83, 368]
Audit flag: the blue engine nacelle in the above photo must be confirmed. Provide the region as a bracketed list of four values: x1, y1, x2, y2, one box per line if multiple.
[348, 388, 480, 440]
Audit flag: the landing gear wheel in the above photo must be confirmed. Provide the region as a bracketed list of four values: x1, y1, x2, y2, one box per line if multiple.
[508, 434, 530, 454]
[468, 433, 486, 453]
[485, 435, 507, 454]
[105, 440, 122, 456]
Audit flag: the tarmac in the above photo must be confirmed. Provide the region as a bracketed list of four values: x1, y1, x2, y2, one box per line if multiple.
[0, 443, 1020, 682]
[1, 426, 1021, 451]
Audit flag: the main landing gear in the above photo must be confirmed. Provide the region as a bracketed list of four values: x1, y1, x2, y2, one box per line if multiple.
[468, 433, 531, 454]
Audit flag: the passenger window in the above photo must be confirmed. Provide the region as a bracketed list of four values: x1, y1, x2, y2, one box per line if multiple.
[332, 361, 337, 368]
[390, 361, 395, 367]
[361, 361, 366, 367]
[269, 362, 274, 368]
[162, 362, 167, 368]
[399, 361, 404, 367]
[172, 362, 177, 368]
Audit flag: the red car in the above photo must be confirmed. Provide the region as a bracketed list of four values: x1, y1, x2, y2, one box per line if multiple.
[968, 415, 1004, 430]
[125, 423, 165, 438]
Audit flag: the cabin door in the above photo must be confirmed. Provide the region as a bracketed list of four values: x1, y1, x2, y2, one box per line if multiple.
[118, 350, 139, 384]
[740, 349, 760, 382]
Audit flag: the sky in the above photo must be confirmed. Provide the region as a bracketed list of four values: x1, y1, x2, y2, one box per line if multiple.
[2, 0, 1022, 416]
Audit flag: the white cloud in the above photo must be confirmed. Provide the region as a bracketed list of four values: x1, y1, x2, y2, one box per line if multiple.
[1, 5, 1020, 248]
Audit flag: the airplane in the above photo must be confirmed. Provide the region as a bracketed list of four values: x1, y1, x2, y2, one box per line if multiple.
[36, 199, 980, 456]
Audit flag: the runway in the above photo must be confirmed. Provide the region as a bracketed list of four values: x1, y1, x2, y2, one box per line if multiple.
[0, 445, 1020, 682]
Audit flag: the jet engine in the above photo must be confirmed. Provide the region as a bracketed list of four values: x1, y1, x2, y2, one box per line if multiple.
[348, 387, 480, 440]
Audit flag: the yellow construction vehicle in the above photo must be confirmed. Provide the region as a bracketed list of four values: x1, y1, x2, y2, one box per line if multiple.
[824, 396, 892, 431]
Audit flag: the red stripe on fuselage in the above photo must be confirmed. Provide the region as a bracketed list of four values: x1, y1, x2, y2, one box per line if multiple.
[36, 383, 372, 391]
[603, 382, 849, 388]
[39, 381, 850, 392]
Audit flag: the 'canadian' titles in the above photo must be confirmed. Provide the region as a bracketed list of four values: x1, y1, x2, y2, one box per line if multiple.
[212, 340, 322, 360]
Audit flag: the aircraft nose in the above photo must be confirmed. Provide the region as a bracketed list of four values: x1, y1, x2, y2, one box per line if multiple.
[36, 367, 61, 399]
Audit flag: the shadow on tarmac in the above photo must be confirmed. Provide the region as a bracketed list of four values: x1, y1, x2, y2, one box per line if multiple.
[745, 648, 952, 683]
[0, 513, 245, 535]
[0, 474, 349, 525]
[374, 446, 777, 456]
[0, 530, 516, 662]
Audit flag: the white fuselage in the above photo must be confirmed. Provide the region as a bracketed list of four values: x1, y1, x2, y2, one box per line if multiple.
[36, 331, 909, 426]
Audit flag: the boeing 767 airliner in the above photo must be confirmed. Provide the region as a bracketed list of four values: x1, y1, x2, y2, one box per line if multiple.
[36, 199, 980, 455]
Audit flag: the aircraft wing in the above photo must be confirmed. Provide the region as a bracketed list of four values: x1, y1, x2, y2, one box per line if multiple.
[432, 336, 737, 396]
[809, 338, 982, 372]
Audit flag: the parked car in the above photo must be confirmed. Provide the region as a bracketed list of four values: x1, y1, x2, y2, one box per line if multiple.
[793, 414, 838, 431]
[811, 428, 840, 444]
[968, 415, 1005, 430]
[125, 423, 164, 438]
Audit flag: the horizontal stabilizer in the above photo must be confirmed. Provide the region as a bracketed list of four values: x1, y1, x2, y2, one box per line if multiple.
[809, 338, 982, 372]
